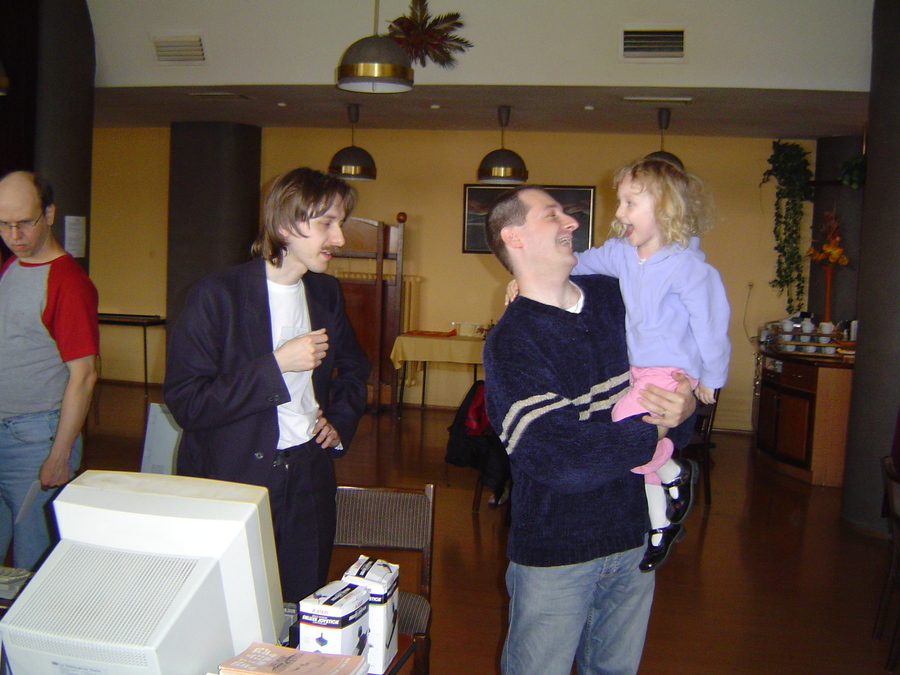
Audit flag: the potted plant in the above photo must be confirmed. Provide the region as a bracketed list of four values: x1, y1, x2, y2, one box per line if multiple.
[761, 141, 815, 315]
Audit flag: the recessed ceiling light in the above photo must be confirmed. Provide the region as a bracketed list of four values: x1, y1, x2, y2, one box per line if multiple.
[430, 104, 441, 110]
[277, 102, 287, 107]
[622, 96, 693, 104]
[584, 105, 595, 111]
[187, 92, 251, 101]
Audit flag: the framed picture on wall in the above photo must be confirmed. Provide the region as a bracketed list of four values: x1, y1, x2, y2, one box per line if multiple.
[462, 184, 596, 254]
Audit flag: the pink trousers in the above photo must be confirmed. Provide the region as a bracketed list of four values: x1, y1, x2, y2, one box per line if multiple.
[612, 366, 697, 486]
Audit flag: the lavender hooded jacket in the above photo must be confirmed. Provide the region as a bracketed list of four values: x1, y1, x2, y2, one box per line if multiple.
[573, 236, 730, 389]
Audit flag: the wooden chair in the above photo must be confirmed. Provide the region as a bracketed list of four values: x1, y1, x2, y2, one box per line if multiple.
[874, 456, 900, 670]
[333, 485, 434, 675]
[677, 391, 719, 507]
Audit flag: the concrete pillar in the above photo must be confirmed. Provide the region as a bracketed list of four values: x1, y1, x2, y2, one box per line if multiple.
[840, 0, 900, 533]
[0, 0, 94, 270]
[166, 122, 262, 327]
[34, 0, 95, 269]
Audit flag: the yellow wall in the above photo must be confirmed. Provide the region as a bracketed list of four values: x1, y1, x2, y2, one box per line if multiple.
[90, 126, 813, 431]
[91, 127, 170, 385]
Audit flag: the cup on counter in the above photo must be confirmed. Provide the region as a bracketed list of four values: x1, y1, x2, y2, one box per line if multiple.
[781, 319, 795, 333]
[823, 346, 837, 355]
[801, 318, 815, 333]
[782, 344, 795, 352]
[800, 333, 811, 342]
[452, 322, 480, 337]
[818, 335, 831, 344]
[819, 321, 834, 335]
[803, 345, 817, 353]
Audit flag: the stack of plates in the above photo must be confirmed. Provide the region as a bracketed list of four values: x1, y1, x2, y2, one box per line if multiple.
[775, 330, 841, 357]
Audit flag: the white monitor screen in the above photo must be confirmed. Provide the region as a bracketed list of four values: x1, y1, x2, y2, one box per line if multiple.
[0, 471, 283, 675]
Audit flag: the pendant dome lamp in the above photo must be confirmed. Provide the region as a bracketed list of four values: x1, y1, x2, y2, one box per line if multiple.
[645, 107, 685, 170]
[336, 0, 413, 93]
[328, 104, 377, 181]
[477, 105, 528, 184]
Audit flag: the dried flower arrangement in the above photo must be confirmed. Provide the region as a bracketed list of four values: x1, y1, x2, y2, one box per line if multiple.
[388, 0, 473, 68]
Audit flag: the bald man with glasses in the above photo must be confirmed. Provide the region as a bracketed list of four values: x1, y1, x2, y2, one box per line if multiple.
[0, 171, 99, 570]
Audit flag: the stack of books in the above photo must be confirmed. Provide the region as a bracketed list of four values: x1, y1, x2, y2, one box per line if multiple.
[219, 643, 368, 675]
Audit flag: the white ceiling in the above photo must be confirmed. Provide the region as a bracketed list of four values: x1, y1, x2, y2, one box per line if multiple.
[87, 0, 873, 139]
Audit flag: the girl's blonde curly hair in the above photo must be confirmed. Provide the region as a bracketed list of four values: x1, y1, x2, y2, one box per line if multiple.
[610, 155, 713, 249]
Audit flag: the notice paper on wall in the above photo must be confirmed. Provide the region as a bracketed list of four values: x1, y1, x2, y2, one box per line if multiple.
[64, 215, 86, 258]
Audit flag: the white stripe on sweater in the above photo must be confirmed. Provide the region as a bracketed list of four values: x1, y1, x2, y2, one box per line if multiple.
[578, 373, 630, 420]
[501, 371, 631, 454]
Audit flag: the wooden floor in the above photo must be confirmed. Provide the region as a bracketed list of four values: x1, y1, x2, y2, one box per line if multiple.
[83, 382, 894, 674]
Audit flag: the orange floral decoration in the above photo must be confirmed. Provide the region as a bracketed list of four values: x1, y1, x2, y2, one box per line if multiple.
[807, 211, 849, 267]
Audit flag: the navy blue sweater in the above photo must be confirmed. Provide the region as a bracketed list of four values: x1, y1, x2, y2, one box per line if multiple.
[484, 275, 690, 567]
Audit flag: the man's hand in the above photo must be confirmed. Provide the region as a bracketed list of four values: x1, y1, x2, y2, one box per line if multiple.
[274, 328, 328, 373]
[39, 452, 71, 489]
[42, 354, 98, 489]
[695, 384, 717, 405]
[638, 372, 696, 431]
[312, 410, 341, 449]
[504, 279, 520, 306]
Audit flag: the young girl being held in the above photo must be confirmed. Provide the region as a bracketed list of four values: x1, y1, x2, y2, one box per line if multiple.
[575, 154, 730, 570]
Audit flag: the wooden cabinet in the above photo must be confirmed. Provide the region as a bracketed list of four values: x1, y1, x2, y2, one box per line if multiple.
[332, 214, 406, 411]
[753, 349, 853, 486]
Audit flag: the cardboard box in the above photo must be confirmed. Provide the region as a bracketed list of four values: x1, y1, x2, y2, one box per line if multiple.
[298, 581, 369, 661]
[342, 557, 400, 674]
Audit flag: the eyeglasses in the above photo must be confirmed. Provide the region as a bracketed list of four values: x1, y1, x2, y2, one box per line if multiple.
[0, 213, 44, 235]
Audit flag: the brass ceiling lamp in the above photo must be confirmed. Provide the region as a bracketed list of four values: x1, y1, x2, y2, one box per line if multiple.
[645, 107, 685, 170]
[328, 104, 377, 181]
[477, 105, 528, 184]
[336, 0, 414, 93]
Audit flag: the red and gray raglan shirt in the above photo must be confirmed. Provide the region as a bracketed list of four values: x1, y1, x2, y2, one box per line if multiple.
[0, 254, 99, 418]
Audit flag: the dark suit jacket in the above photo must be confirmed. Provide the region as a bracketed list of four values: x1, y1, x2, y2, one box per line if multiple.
[163, 258, 370, 486]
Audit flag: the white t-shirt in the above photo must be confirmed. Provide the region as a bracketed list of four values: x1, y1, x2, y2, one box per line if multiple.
[268, 278, 319, 449]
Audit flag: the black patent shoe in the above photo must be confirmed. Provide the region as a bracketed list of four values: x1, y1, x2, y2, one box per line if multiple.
[639, 524, 685, 572]
[664, 459, 698, 525]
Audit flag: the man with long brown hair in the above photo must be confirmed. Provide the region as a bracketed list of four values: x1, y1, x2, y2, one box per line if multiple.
[165, 167, 369, 603]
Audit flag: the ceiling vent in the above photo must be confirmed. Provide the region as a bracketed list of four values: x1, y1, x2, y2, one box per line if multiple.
[622, 30, 685, 59]
[152, 35, 206, 64]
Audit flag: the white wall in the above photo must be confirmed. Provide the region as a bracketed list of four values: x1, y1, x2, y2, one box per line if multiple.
[86, 0, 872, 92]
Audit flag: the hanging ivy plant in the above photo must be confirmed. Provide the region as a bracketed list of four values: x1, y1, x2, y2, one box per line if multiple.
[760, 140, 815, 315]
[839, 154, 867, 189]
[388, 0, 473, 68]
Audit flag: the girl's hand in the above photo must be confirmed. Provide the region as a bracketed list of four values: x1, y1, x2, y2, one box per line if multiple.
[505, 279, 520, 306]
[695, 384, 717, 405]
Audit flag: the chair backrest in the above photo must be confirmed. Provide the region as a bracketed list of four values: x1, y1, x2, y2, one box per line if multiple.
[694, 391, 720, 444]
[140, 403, 183, 474]
[334, 485, 435, 599]
[882, 457, 900, 525]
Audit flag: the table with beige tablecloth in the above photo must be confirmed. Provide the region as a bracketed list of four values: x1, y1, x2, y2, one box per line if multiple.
[390, 333, 484, 412]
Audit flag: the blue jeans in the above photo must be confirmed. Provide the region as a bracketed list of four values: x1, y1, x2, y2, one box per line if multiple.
[0, 410, 82, 570]
[502, 545, 654, 675]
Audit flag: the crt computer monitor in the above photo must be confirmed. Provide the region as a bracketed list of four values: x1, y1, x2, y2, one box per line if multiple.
[0, 470, 283, 675]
